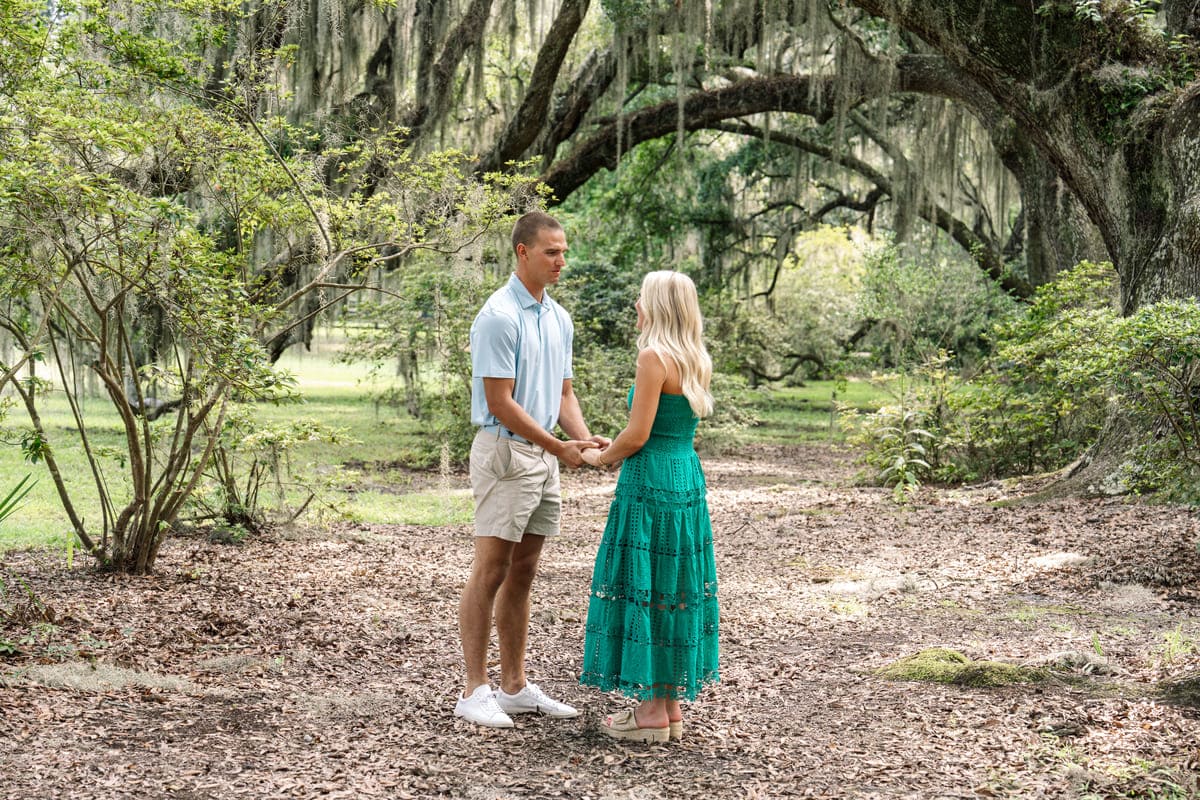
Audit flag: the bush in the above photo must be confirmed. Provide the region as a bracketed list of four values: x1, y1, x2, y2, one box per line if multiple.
[858, 239, 1017, 369]
[555, 260, 640, 352]
[840, 354, 960, 500]
[846, 260, 1200, 499]
[1101, 299, 1200, 499]
[949, 260, 1115, 479]
[196, 405, 356, 531]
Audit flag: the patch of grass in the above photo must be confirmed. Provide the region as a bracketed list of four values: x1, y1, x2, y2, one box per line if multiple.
[722, 379, 887, 447]
[1004, 600, 1085, 624]
[350, 490, 473, 526]
[1, 342, 889, 553]
[936, 599, 984, 617]
[0, 341, 444, 553]
[817, 596, 869, 617]
[877, 647, 1051, 687]
[1156, 623, 1198, 668]
[1054, 749, 1200, 800]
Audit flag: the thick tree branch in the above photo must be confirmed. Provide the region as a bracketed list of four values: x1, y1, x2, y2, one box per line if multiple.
[399, 0, 495, 142]
[846, 0, 1124, 258]
[707, 121, 1030, 296]
[476, 0, 591, 174]
[542, 53, 1013, 202]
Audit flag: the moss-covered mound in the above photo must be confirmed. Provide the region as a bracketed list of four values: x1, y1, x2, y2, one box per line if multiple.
[876, 648, 1051, 687]
[1157, 672, 1200, 708]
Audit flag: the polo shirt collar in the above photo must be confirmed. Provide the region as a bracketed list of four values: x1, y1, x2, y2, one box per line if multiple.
[508, 273, 551, 309]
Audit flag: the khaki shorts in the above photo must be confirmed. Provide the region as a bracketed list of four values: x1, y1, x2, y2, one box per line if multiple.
[470, 429, 561, 542]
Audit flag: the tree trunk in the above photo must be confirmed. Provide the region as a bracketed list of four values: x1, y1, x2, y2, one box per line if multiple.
[846, 0, 1199, 310]
[1115, 86, 1200, 312]
[995, 126, 1107, 286]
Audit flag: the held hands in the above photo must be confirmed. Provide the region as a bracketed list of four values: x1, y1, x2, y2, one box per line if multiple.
[581, 445, 619, 471]
[557, 439, 598, 469]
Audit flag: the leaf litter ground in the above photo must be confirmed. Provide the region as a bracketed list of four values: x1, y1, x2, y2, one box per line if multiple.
[2, 444, 1199, 799]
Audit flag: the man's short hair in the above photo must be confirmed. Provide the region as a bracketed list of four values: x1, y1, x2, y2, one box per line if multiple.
[511, 211, 562, 254]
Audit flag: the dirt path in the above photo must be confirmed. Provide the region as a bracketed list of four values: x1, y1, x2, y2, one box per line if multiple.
[2, 444, 1199, 799]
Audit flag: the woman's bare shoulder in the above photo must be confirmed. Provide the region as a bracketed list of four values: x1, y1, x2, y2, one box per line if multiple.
[638, 348, 682, 393]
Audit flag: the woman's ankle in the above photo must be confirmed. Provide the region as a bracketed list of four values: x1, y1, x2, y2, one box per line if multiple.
[635, 701, 670, 728]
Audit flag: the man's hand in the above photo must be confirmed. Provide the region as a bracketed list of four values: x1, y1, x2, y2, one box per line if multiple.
[587, 434, 612, 449]
[556, 439, 598, 469]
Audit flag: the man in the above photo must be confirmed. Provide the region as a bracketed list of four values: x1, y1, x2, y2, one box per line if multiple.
[454, 211, 608, 728]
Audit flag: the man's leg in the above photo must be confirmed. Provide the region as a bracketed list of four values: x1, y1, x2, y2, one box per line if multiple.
[459, 535, 517, 694]
[495, 532, 545, 695]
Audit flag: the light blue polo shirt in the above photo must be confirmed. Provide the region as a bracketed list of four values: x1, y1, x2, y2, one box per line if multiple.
[470, 274, 574, 434]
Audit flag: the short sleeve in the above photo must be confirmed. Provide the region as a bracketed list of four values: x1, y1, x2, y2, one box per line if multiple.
[561, 311, 574, 381]
[471, 308, 518, 379]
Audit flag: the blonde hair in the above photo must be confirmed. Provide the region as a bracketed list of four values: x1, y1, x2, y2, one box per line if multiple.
[637, 271, 714, 418]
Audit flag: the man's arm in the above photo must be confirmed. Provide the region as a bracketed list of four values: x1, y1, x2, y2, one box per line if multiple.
[483, 378, 596, 467]
[559, 379, 612, 451]
[557, 379, 590, 441]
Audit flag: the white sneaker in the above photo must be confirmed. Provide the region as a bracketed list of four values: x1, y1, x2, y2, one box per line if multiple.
[454, 684, 514, 728]
[495, 682, 579, 718]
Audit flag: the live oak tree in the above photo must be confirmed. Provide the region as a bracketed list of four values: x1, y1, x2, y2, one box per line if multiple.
[249, 0, 1122, 387]
[253, 0, 1114, 287]
[208, 0, 1199, 483]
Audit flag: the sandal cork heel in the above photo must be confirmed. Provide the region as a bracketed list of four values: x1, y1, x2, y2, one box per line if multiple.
[601, 710, 669, 743]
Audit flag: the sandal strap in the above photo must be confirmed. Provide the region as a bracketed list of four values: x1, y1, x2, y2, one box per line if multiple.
[605, 709, 638, 730]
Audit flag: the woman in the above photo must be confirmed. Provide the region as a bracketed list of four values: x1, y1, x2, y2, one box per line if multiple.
[579, 270, 720, 743]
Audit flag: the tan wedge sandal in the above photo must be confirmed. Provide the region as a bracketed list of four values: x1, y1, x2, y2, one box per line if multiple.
[601, 710, 669, 743]
[668, 720, 683, 741]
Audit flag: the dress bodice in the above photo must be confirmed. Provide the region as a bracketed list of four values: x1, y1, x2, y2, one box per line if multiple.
[627, 385, 698, 453]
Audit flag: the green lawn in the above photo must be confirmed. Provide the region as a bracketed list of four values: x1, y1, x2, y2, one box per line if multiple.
[0, 339, 887, 553]
[717, 379, 886, 448]
[0, 343, 454, 553]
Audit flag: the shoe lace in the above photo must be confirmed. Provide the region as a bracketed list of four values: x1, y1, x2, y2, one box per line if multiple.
[523, 682, 549, 702]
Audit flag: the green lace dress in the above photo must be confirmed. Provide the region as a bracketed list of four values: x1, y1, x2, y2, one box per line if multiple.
[580, 386, 719, 701]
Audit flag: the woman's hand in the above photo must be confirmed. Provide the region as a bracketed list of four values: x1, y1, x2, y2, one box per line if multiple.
[581, 447, 604, 468]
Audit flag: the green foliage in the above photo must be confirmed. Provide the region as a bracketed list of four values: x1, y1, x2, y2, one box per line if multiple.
[948, 260, 1116, 479]
[197, 403, 356, 532]
[1037, 0, 1200, 141]
[338, 252, 498, 466]
[858, 240, 1017, 370]
[702, 291, 786, 381]
[555, 260, 640, 351]
[847, 260, 1200, 498]
[840, 355, 959, 501]
[571, 343, 640, 438]
[1101, 299, 1200, 498]
[0, 474, 36, 525]
[600, 0, 661, 25]
[743, 227, 866, 383]
[701, 371, 759, 448]
[0, 0, 526, 571]
[559, 137, 714, 276]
